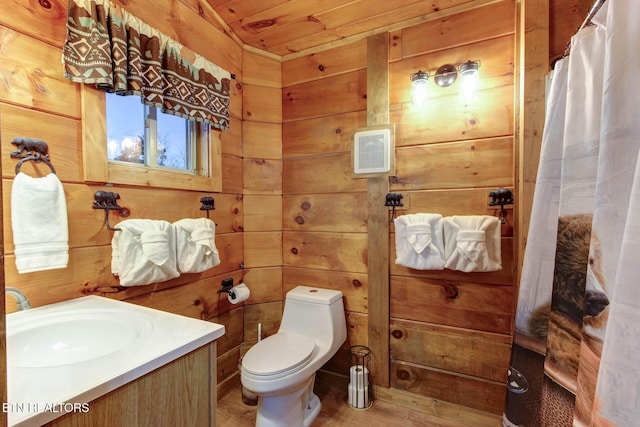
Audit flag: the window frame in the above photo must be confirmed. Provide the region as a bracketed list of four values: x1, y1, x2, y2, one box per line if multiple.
[82, 85, 222, 192]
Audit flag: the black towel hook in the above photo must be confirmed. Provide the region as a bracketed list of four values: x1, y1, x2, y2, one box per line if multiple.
[385, 193, 404, 223]
[93, 191, 127, 231]
[10, 137, 56, 174]
[488, 188, 514, 224]
[200, 196, 215, 219]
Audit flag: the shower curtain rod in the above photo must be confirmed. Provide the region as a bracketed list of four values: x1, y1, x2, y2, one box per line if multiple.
[561, 0, 607, 59]
[578, 0, 607, 32]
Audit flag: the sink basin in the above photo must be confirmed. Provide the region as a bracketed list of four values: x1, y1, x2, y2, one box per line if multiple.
[8, 308, 152, 368]
[6, 295, 225, 427]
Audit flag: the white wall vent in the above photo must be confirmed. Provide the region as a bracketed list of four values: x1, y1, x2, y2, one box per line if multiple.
[353, 128, 391, 174]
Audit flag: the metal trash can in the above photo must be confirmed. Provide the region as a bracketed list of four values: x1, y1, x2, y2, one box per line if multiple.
[348, 345, 372, 409]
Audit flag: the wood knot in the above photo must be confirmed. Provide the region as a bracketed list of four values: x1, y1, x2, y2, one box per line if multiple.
[194, 299, 201, 306]
[318, 64, 325, 72]
[396, 369, 410, 380]
[295, 215, 305, 225]
[39, 0, 52, 9]
[291, 247, 299, 255]
[391, 329, 403, 339]
[246, 19, 276, 30]
[233, 208, 239, 214]
[352, 279, 362, 288]
[301, 201, 311, 210]
[335, 128, 342, 134]
[443, 284, 459, 300]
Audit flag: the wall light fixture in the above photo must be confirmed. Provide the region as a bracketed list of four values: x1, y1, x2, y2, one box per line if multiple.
[410, 70, 429, 107]
[459, 60, 480, 104]
[434, 64, 458, 87]
[410, 60, 480, 107]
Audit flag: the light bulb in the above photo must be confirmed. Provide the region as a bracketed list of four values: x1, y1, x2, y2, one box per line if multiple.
[459, 61, 479, 105]
[410, 70, 429, 108]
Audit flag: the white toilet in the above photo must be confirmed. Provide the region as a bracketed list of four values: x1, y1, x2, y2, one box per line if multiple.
[241, 286, 347, 427]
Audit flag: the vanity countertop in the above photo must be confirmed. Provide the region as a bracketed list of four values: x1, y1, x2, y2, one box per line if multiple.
[6, 295, 225, 426]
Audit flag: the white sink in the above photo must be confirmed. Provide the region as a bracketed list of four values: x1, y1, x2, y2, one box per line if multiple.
[6, 296, 225, 427]
[8, 308, 152, 368]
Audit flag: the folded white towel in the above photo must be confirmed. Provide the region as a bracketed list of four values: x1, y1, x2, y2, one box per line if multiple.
[111, 219, 180, 286]
[11, 172, 69, 273]
[394, 213, 445, 270]
[443, 215, 502, 272]
[173, 218, 220, 273]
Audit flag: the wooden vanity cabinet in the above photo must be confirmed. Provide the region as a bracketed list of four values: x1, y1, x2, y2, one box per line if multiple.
[44, 343, 216, 427]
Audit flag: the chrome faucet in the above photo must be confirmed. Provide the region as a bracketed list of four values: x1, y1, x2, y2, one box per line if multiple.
[5, 287, 32, 311]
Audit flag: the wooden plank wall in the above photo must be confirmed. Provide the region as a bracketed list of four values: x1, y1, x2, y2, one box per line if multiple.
[0, 0, 594, 418]
[0, 0, 244, 401]
[282, 0, 517, 415]
[281, 34, 370, 378]
[237, 49, 284, 389]
[388, 1, 517, 415]
[366, 34, 391, 388]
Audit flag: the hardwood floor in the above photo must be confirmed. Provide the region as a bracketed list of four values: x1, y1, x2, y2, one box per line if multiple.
[216, 382, 502, 427]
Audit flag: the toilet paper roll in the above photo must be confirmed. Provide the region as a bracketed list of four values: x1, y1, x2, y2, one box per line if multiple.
[348, 382, 369, 409]
[228, 283, 250, 304]
[349, 365, 369, 388]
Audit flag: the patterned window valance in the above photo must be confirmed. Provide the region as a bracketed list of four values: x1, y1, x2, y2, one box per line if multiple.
[63, 0, 231, 131]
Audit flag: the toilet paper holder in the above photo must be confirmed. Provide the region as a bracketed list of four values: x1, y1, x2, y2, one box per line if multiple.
[218, 277, 235, 296]
[349, 345, 372, 409]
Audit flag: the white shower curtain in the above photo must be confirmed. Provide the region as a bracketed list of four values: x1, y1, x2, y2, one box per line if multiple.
[504, 0, 640, 425]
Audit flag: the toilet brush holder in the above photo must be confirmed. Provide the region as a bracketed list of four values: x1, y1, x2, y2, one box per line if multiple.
[348, 345, 372, 409]
[238, 360, 258, 406]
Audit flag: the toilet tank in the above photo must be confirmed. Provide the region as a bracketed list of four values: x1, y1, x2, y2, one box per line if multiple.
[278, 286, 347, 351]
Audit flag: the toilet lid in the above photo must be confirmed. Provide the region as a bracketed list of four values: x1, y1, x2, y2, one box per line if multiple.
[243, 332, 316, 377]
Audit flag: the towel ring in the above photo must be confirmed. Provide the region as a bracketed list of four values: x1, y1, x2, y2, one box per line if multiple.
[10, 137, 57, 175]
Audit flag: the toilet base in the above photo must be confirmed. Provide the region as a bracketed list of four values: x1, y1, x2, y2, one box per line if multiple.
[303, 393, 321, 427]
[254, 380, 321, 427]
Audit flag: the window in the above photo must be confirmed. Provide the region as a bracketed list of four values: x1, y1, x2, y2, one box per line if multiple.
[82, 86, 221, 192]
[106, 94, 203, 173]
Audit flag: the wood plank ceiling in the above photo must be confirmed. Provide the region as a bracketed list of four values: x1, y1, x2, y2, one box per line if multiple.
[204, 0, 502, 59]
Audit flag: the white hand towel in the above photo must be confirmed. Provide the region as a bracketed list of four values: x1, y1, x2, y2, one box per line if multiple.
[111, 219, 180, 286]
[173, 218, 220, 273]
[394, 213, 445, 270]
[11, 172, 69, 273]
[443, 215, 502, 272]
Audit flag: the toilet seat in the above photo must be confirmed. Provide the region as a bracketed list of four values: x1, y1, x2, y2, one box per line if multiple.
[243, 332, 316, 379]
